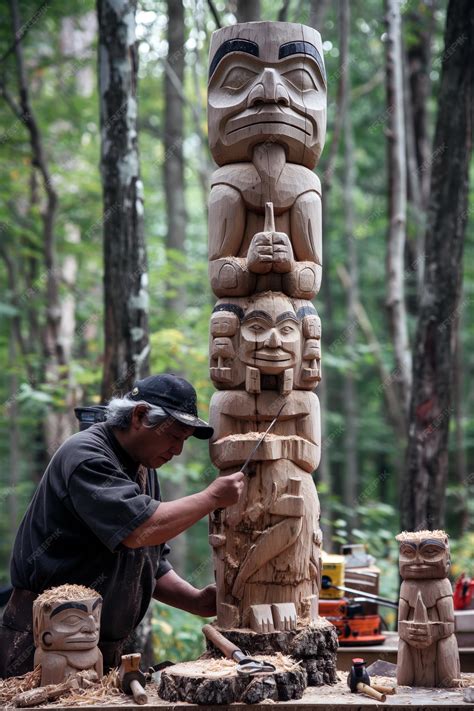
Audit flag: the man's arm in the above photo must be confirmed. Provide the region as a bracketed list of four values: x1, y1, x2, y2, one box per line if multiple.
[122, 471, 244, 549]
[153, 570, 216, 617]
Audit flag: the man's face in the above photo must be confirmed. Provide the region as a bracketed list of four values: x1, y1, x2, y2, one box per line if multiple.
[399, 537, 450, 580]
[239, 293, 301, 375]
[38, 598, 102, 652]
[208, 22, 326, 168]
[136, 417, 195, 469]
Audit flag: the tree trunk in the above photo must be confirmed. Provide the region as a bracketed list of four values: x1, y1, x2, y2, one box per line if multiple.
[236, 0, 260, 22]
[340, 0, 359, 527]
[403, 2, 435, 298]
[452, 305, 469, 535]
[7, 0, 76, 459]
[309, 0, 330, 29]
[402, 0, 473, 532]
[405, 2, 435, 210]
[385, 0, 411, 419]
[161, 0, 188, 576]
[98, 0, 149, 400]
[8, 335, 19, 533]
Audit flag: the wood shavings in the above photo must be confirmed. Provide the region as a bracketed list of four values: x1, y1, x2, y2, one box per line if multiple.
[0, 667, 41, 706]
[396, 529, 447, 542]
[48, 670, 121, 707]
[216, 432, 278, 442]
[35, 584, 100, 607]
[166, 653, 299, 679]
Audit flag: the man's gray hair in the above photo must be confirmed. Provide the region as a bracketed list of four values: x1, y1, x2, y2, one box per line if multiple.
[106, 396, 169, 430]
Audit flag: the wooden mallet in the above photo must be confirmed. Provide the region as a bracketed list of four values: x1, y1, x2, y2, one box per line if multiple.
[118, 653, 148, 705]
[347, 658, 386, 702]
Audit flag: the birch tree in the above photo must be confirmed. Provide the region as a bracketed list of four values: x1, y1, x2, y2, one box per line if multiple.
[98, 0, 149, 400]
[385, 0, 412, 419]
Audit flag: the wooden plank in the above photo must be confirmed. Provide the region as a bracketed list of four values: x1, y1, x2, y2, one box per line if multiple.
[5, 673, 472, 709]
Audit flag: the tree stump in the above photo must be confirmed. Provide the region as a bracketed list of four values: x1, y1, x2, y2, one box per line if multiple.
[205, 617, 338, 686]
[158, 657, 307, 705]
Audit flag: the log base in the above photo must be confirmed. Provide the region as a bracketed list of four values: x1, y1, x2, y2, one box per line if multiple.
[158, 657, 307, 705]
[206, 617, 338, 686]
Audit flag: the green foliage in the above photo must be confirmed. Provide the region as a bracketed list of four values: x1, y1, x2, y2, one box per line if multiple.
[151, 602, 206, 663]
[450, 533, 474, 580]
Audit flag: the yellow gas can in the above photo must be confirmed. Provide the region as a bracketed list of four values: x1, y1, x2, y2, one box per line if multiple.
[320, 553, 345, 599]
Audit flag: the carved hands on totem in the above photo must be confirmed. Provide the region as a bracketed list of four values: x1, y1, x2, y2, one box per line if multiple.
[207, 22, 326, 633]
[247, 203, 295, 275]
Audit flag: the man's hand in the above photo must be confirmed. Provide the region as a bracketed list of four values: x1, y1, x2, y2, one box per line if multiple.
[194, 584, 217, 617]
[206, 471, 245, 508]
[154, 572, 216, 617]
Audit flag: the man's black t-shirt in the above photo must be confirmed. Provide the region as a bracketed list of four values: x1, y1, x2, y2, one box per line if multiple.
[10, 422, 172, 643]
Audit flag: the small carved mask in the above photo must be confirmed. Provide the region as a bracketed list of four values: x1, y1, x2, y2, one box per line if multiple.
[33, 597, 102, 652]
[208, 22, 326, 168]
[398, 536, 450, 580]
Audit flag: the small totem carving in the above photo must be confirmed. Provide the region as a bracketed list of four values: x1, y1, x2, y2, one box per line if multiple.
[33, 584, 103, 686]
[397, 531, 461, 687]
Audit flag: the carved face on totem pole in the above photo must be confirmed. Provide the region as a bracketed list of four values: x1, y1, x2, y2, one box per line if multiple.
[397, 530, 450, 580]
[210, 292, 321, 390]
[240, 292, 300, 374]
[208, 22, 327, 168]
[33, 586, 102, 652]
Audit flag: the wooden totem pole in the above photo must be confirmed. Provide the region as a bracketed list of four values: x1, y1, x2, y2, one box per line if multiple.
[207, 22, 327, 637]
[396, 530, 461, 687]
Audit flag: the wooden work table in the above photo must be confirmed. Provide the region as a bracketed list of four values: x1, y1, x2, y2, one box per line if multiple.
[3, 673, 472, 710]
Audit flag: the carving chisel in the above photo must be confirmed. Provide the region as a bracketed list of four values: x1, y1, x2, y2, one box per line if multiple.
[240, 401, 286, 475]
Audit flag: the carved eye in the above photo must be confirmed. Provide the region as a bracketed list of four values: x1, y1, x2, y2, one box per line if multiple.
[420, 544, 443, 558]
[64, 615, 82, 625]
[279, 325, 296, 335]
[283, 68, 317, 92]
[400, 544, 416, 558]
[248, 323, 266, 333]
[222, 67, 257, 91]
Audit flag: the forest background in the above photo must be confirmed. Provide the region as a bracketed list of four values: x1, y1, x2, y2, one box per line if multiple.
[0, 0, 472, 661]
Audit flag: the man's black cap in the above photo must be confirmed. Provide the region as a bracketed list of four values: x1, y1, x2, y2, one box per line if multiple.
[127, 374, 213, 440]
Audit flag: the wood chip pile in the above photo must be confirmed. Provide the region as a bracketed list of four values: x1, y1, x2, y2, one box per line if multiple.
[0, 668, 41, 706]
[167, 652, 300, 679]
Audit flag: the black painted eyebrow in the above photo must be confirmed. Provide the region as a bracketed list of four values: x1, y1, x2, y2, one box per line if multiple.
[399, 541, 417, 550]
[50, 602, 88, 617]
[276, 312, 298, 323]
[278, 41, 326, 83]
[419, 539, 446, 548]
[92, 597, 102, 610]
[296, 305, 317, 320]
[212, 303, 245, 321]
[209, 39, 259, 79]
[242, 310, 273, 323]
